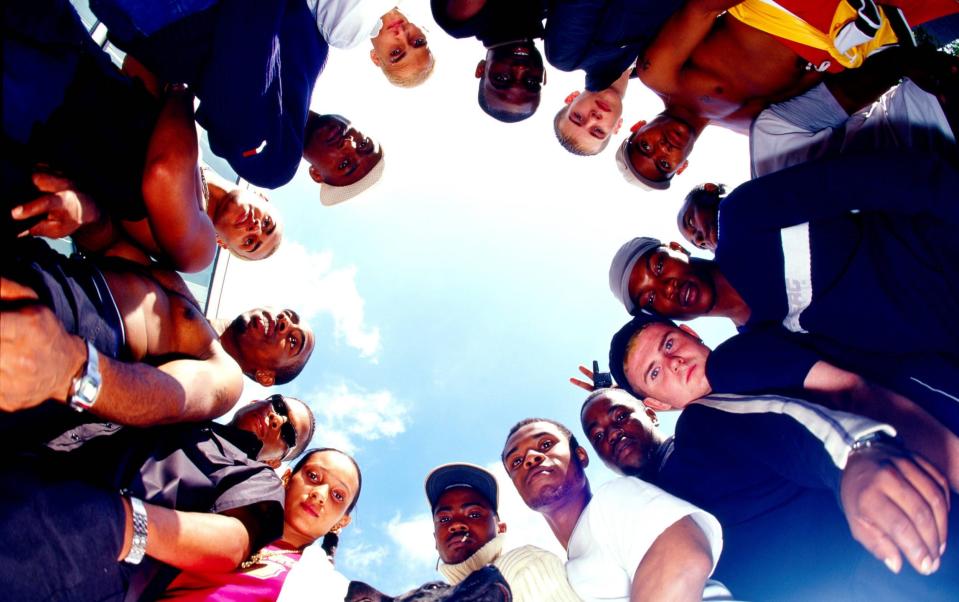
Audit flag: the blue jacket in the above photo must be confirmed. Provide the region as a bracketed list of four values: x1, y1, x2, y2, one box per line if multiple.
[92, 0, 329, 188]
[647, 395, 959, 601]
[544, 0, 682, 91]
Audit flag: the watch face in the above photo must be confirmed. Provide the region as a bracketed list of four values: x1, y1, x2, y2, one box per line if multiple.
[78, 379, 99, 403]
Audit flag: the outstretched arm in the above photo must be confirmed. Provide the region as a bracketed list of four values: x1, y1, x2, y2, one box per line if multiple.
[638, 0, 738, 92]
[804, 361, 959, 493]
[118, 499, 253, 573]
[631, 516, 713, 602]
[139, 83, 217, 273]
[0, 283, 242, 425]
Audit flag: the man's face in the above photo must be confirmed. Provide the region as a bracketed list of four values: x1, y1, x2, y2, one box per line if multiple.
[558, 89, 624, 153]
[622, 323, 712, 408]
[502, 422, 586, 511]
[581, 392, 658, 476]
[625, 114, 697, 184]
[304, 114, 383, 187]
[226, 307, 315, 382]
[212, 188, 282, 260]
[476, 42, 545, 118]
[677, 186, 720, 252]
[432, 486, 500, 565]
[628, 245, 715, 319]
[370, 9, 431, 80]
[231, 396, 312, 466]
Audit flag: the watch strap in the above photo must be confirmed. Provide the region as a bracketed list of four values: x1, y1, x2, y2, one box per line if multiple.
[123, 497, 148, 565]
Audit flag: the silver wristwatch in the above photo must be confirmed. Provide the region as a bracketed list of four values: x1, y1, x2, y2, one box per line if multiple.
[123, 497, 148, 565]
[68, 340, 102, 412]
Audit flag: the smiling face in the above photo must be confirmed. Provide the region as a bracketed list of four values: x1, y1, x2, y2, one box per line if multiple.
[581, 391, 661, 476]
[304, 114, 383, 187]
[627, 245, 716, 319]
[370, 9, 433, 86]
[502, 421, 587, 511]
[625, 114, 698, 184]
[223, 307, 315, 385]
[556, 89, 624, 154]
[432, 487, 501, 565]
[230, 396, 313, 467]
[212, 188, 282, 260]
[283, 450, 360, 548]
[476, 42, 545, 121]
[622, 323, 713, 409]
[677, 184, 721, 252]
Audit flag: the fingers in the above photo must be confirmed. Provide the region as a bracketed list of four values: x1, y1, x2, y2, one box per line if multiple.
[31, 170, 73, 193]
[0, 277, 40, 302]
[569, 377, 594, 392]
[893, 455, 950, 555]
[849, 455, 946, 575]
[578, 365, 595, 380]
[849, 513, 904, 574]
[10, 195, 54, 221]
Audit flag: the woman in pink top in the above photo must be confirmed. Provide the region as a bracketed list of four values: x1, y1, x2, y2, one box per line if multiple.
[162, 447, 362, 601]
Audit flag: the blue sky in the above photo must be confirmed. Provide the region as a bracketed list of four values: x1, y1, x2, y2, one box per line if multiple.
[211, 5, 747, 593]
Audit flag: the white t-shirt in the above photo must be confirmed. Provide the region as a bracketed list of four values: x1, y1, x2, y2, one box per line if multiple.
[276, 542, 350, 602]
[307, 0, 397, 49]
[565, 477, 723, 602]
[750, 78, 956, 178]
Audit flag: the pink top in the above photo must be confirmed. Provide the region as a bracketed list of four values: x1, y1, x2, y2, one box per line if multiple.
[161, 545, 302, 602]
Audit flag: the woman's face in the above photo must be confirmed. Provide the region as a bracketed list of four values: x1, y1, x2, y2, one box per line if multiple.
[677, 185, 720, 252]
[284, 451, 360, 546]
[213, 188, 283, 260]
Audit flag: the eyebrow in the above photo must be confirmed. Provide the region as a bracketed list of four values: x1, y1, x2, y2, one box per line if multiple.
[250, 240, 262, 254]
[263, 218, 277, 235]
[287, 309, 300, 324]
[590, 129, 606, 140]
[390, 51, 407, 64]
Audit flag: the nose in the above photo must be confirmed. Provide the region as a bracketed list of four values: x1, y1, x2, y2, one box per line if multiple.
[310, 483, 330, 505]
[667, 354, 686, 372]
[448, 521, 467, 534]
[523, 450, 545, 469]
[269, 410, 289, 429]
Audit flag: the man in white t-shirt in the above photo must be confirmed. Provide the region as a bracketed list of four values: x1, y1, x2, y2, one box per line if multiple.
[501, 418, 730, 602]
[750, 45, 957, 178]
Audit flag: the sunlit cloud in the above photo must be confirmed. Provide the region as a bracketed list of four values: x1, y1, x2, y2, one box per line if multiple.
[303, 382, 410, 453]
[340, 542, 390, 573]
[212, 241, 381, 359]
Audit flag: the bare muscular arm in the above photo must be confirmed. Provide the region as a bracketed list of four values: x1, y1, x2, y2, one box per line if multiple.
[631, 516, 713, 602]
[118, 498, 253, 573]
[638, 0, 740, 92]
[804, 361, 959, 493]
[0, 278, 243, 425]
[138, 84, 217, 273]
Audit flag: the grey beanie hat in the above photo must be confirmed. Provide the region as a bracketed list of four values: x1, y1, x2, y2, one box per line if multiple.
[608, 237, 664, 314]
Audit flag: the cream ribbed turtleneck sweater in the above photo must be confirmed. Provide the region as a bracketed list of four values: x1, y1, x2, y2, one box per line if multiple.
[437, 534, 581, 602]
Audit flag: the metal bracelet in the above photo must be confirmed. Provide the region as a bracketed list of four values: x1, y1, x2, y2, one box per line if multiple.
[850, 431, 897, 454]
[123, 497, 148, 565]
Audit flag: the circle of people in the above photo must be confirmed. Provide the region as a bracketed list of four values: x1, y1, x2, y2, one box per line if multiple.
[2, 0, 958, 601]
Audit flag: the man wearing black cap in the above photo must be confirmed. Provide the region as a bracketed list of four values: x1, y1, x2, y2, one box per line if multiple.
[425, 463, 580, 602]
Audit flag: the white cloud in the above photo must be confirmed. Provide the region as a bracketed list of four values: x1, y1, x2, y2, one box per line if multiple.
[303, 382, 411, 453]
[212, 241, 380, 359]
[385, 511, 438, 570]
[340, 542, 390, 573]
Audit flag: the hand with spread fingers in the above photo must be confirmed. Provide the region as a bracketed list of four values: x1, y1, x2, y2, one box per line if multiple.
[10, 171, 101, 240]
[840, 440, 951, 576]
[570, 362, 616, 392]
